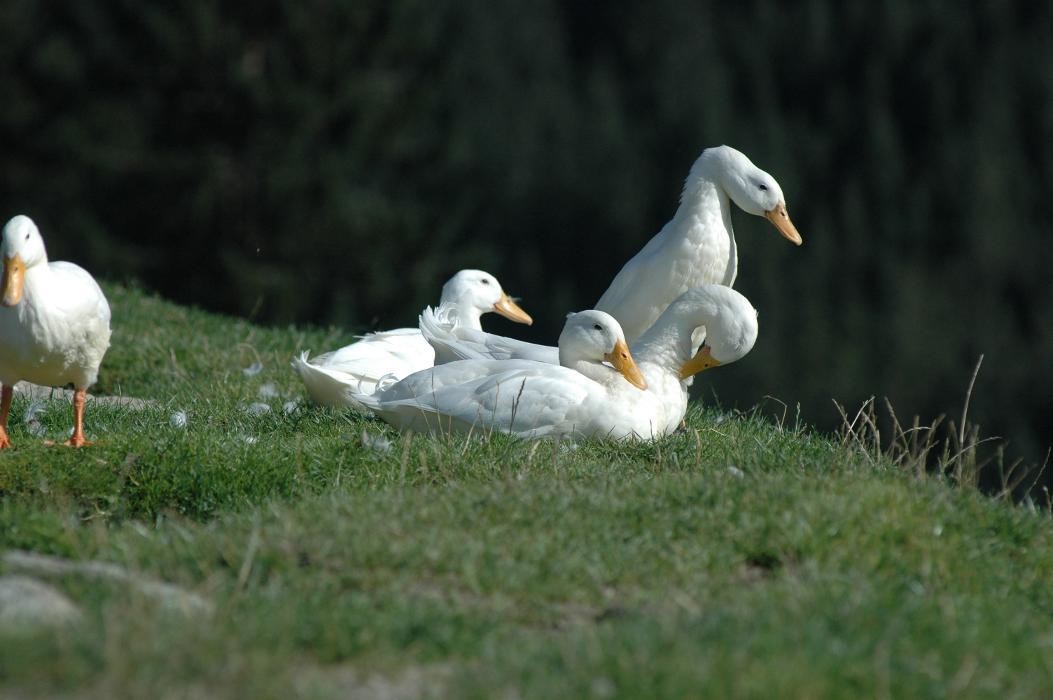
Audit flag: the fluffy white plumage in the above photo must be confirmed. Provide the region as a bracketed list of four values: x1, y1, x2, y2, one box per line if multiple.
[419, 303, 559, 365]
[0, 215, 112, 448]
[419, 146, 797, 368]
[291, 269, 531, 408]
[596, 145, 799, 344]
[360, 287, 758, 441]
[630, 285, 759, 435]
[354, 310, 655, 439]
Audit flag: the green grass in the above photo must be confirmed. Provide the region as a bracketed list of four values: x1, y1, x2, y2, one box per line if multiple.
[1, 283, 1052, 698]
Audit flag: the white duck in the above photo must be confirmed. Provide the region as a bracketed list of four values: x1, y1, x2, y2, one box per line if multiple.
[352, 310, 652, 439]
[292, 269, 531, 408]
[419, 146, 798, 367]
[629, 285, 759, 435]
[0, 215, 112, 448]
[417, 285, 759, 438]
[596, 145, 800, 343]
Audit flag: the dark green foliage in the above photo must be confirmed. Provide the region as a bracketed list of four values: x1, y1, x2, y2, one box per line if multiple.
[1, 2, 1050, 464]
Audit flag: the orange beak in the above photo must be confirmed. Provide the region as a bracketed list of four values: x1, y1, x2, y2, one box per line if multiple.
[493, 293, 533, 325]
[605, 339, 648, 390]
[764, 202, 803, 246]
[1, 254, 25, 307]
[679, 346, 722, 379]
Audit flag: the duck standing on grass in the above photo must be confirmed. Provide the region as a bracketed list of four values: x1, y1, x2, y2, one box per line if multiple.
[0, 215, 112, 448]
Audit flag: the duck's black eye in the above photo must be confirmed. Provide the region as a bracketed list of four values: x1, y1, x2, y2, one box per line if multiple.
[480, 278, 490, 285]
[24, 233, 30, 241]
[758, 183, 768, 192]
[593, 323, 603, 331]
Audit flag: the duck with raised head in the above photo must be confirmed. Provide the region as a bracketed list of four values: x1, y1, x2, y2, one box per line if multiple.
[0, 215, 112, 448]
[420, 146, 797, 365]
[596, 144, 799, 342]
[292, 269, 531, 408]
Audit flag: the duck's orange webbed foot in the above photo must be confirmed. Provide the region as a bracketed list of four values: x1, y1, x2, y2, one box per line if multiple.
[0, 385, 11, 449]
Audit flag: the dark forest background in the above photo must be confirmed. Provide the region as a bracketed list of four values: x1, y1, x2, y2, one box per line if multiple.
[2, 2, 1050, 467]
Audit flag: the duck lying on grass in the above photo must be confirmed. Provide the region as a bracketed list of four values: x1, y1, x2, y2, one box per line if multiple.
[0, 215, 111, 448]
[352, 310, 649, 439]
[292, 269, 532, 409]
[357, 286, 758, 441]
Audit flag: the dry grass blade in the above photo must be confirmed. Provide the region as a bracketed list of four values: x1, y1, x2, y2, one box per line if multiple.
[836, 356, 1045, 504]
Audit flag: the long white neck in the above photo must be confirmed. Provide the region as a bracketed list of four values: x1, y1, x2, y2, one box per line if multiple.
[662, 159, 738, 287]
[594, 152, 741, 344]
[631, 296, 717, 375]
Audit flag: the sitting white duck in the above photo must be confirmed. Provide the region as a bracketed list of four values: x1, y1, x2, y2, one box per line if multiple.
[0, 215, 112, 448]
[352, 310, 651, 439]
[414, 285, 758, 439]
[292, 269, 531, 408]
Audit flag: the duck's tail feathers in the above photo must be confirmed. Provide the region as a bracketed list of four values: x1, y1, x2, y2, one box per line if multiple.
[291, 350, 370, 411]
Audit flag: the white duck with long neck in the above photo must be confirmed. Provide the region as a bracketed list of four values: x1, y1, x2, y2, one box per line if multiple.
[595, 145, 799, 344]
[629, 285, 759, 435]
[420, 146, 797, 367]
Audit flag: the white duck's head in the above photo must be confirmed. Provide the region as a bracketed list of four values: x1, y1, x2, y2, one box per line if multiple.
[1, 215, 48, 307]
[695, 145, 802, 246]
[677, 285, 759, 379]
[439, 269, 533, 327]
[559, 310, 648, 390]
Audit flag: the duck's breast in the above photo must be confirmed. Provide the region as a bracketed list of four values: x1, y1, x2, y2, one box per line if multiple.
[0, 263, 111, 388]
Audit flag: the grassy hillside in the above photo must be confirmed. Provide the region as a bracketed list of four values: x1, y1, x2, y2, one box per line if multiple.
[0, 284, 1051, 698]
